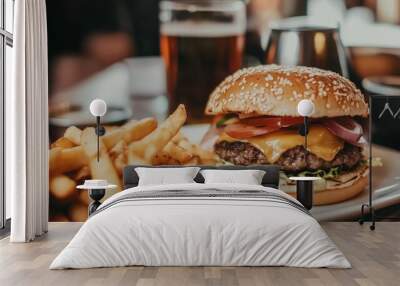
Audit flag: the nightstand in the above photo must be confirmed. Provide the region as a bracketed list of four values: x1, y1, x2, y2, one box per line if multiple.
[289, 177, 320, 210]
[77, 181, 117, 215]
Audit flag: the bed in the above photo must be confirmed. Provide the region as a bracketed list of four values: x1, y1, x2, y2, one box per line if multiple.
[50, 165, 350, 269]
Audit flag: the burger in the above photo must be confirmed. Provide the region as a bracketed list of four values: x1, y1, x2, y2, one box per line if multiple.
[202, 65, 369, 205]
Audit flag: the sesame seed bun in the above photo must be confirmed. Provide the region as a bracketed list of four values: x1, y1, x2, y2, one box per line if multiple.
[311, 175, 368, 205]
[287, 175, 368, 206]
[205, 65, 368, 118]
[281, 164, 368, 205]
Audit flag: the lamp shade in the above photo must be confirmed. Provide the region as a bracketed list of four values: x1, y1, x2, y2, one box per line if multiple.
[297, 99, 315, 117]
[90, 99, 107, 117]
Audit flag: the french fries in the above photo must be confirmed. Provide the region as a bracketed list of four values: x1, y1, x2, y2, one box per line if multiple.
[129, 104, 187, 162]
[152, 150, 179, 165]
[74, 166, 91, 182]
[101, 128, 124, 150]
[68, 202, 88, 222]
[114, 153, 127, 176]
[50, 175, 77, 201]
[81, 127, 122, 196]
[128, 152, 149, 165]
[49, 104, 221, 221]
[50, 146, 88, 175]
[51, 137, 76, 149]
[109, 140, 126, 160]
[123, 118, 158, 142]
[64, 126, 82, 145]
[102, 117, 158, 149]
[184, 156, 200, 165]
[163, 142, 194, 163]
[78, 190, 90, 206]
[63, 118, 158, 151]
[174, 135, 219, 165]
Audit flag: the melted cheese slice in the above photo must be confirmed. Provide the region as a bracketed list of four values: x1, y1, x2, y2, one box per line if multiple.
[218, 125, 344, 163]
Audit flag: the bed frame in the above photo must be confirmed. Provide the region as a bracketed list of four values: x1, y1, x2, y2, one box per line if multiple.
[122, 165, 281, 189]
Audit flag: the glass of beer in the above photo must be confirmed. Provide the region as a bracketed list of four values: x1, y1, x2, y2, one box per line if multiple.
[160, 0, 246, 123]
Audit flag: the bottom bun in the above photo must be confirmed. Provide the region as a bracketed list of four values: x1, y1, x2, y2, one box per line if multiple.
[288, 175, 368, 206]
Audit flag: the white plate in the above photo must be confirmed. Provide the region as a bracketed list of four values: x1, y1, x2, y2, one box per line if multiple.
[182, 124, 400, 221]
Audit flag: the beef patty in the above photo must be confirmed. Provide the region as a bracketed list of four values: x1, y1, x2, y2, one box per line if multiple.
[215, 141, 362, 173]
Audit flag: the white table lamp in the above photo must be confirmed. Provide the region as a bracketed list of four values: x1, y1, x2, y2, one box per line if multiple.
[90, 99, 107, 161]
[297, 99, 315, 117]
[297, 99, 315, 149]
[90, 98, 107, 117]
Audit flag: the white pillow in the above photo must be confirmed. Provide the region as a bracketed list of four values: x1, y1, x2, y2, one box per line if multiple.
[200, 169, 266, 185]
[135, 167, 200, 186]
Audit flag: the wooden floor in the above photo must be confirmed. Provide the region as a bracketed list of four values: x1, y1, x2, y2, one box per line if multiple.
[0, 222, 399, 286]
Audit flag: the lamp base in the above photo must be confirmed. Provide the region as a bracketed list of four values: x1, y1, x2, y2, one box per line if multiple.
[290, 176, 319, 210]
[359, 204, 376, 231]
[88, 189, 106, 215]
[296, 180, 313, 210]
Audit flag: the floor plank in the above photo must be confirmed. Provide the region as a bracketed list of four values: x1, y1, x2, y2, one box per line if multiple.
[0, 222, 399, 286]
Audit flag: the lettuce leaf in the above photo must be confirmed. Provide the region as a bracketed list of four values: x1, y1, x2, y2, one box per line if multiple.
[297, 167, 341, 179]
[283, 160, 368, 181]
[216, 114, 237, 127]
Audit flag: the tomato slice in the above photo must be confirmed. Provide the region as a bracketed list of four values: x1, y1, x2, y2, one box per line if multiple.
[280, 117, 305, 127]
[224, 123, 281, 139]
[223, 116, 305, 139]
[240, 117, 282, 127]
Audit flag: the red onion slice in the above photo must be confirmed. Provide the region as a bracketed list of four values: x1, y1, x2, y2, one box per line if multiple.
[322, 117, 363, 144]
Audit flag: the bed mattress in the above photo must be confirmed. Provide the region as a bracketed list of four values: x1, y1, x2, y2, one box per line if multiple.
[50, 183, 350, 269]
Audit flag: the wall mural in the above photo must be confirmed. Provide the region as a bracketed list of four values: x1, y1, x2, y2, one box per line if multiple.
[46, 1, 399, 222]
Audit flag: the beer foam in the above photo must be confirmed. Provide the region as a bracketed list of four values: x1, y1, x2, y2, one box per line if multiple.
[161, 21, 245, 37]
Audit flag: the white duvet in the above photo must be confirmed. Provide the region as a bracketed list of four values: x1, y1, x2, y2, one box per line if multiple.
[50, 183, 351, 269]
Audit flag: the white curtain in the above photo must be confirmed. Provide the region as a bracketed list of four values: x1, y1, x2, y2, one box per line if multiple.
[7, 0, 49, 242]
